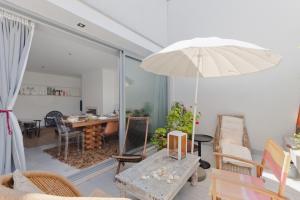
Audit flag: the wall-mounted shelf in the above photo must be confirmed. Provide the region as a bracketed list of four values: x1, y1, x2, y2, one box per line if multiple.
[19, 84, 81, 97]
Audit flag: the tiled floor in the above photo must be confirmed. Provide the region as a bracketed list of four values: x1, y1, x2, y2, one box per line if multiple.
[26, 143, 300, 199]
[25, 144, 79, 176]
[76, 143, 300, 200]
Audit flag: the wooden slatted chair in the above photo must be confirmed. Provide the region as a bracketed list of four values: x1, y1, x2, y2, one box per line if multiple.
[112, 117, 149, 174]
[211, 139, 291, 200]
[214, 114, 253, 175]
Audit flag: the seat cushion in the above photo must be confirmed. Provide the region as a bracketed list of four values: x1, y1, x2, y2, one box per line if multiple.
[221, 116, 244, 146]
[221, 142, 253, 168]
[13, 170, 43, 193]
[211, 169, 269, 200]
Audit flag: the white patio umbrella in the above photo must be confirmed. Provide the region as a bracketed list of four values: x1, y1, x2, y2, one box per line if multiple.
[140, 37, 281, 154]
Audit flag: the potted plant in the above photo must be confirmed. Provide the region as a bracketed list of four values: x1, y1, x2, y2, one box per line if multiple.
[151, 102, 200, 151]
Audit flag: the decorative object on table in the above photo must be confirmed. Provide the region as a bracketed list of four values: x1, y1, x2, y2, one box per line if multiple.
[194, 134, 213, 169]
[211, 139, 291, 200]
[44, 111, 63, 127]
[214, 114, 253, 175]
[112, 117, 149, 174]
[167, 131, 187, 160]
[140, 37, 281, 154]
[151, 102, 200, 151]
[296, 105, 300, 134]
[54, 117, 85, 160]
[115, 149, 199, 200]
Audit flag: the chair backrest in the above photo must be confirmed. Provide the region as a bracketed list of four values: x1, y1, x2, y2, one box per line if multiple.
[219, 114, 245, 146]
[261, 139, 291, 196]
[123, 117, 149, 156]
[104, 121, 119, 136]
[54, 117, 69, 135]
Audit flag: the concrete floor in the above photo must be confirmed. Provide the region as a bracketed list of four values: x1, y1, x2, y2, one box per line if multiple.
[25, 143, 300, 199]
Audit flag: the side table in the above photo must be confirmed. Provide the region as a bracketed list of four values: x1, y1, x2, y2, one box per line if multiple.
[194, 134, 213, 169]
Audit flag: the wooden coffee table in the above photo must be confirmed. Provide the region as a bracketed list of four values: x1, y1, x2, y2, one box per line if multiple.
[115, 149, 199, 200]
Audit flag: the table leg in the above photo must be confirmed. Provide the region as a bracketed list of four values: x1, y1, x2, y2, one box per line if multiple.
[119, 184, 127, 197]
[191, 169, 198, 186]
[198, 141, 211, 169]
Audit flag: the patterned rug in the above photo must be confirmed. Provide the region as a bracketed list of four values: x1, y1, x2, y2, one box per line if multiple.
[44, 139, 119, 169]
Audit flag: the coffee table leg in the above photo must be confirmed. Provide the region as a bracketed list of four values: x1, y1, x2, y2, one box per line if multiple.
[119, 184, 127, 197]
[191, 169, 198, 186]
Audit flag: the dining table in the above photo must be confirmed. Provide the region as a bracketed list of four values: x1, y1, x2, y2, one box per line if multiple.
[67, 117, 119, 150]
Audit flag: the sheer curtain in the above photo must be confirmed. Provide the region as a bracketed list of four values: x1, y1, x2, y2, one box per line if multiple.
[152, 76, 168, 131]
[0, 10, 34, 174]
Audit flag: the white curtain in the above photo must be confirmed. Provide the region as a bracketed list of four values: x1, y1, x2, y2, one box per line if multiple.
[0, 10, 34, 174]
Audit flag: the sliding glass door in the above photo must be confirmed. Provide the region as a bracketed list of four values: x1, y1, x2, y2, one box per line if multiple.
[121, 55, 168, 150]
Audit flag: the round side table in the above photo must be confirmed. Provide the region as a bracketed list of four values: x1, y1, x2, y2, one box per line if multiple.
[194, 134, 213, 169]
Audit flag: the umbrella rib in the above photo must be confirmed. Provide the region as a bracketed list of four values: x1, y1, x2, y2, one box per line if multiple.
[218, 47, 258, 72]
[204, 48, 223, 76]
[234, 46, 279, 65]
[225, 46, 272, 68]
[212, 48, 241, 74]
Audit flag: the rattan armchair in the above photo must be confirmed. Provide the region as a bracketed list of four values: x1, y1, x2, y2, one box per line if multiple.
[0, 171, 130, 200]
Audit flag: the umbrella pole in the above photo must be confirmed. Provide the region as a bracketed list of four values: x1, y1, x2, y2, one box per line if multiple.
[191, 56, 201, 154]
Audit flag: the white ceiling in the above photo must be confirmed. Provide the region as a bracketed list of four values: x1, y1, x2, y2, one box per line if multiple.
[27, 24, 119, 77]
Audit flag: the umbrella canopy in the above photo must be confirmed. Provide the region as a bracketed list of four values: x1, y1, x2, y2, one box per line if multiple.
[140, 37, 281, 154]
[141, 37, 281, 78]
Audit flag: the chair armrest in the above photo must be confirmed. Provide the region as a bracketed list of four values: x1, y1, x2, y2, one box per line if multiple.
[211, 173, 288, 200]
[214, 152, 262, 167]
[214, 152, 264, 177]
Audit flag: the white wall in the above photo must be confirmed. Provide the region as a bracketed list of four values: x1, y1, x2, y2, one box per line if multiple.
[81, 0, 167, 46]
[102, 68, 118, 114]
[82, 68, 119, 115]
[14, 71, 81, 125]
[81, 70, 102, 115]
[168, 0, 300, 150]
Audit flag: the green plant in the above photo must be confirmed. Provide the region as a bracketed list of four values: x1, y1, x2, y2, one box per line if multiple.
[151, 102, 200, 150]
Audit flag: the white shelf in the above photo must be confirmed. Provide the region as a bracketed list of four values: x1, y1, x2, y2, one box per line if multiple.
[19, 84, 81, 97]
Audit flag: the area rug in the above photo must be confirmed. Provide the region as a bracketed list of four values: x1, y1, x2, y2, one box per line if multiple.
[23, 127, 57, 148]
[44, 139, 119, 169]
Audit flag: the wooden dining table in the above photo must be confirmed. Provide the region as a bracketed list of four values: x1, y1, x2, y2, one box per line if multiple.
[67, 117, 118, 150]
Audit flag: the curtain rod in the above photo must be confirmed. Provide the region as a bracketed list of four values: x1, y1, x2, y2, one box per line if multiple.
[0, 8, 33, 27]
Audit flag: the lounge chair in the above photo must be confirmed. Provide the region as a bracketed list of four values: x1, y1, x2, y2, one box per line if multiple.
[214, 114, 253, 175]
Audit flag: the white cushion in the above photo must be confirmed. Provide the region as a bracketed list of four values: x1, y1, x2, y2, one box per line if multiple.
[221, 142, 253, 167]
[13, 170, 43, 193]
[221, 116, 244, 146]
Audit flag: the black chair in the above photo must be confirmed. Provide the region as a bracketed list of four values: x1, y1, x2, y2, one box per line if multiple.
[44, 111, 63, 127]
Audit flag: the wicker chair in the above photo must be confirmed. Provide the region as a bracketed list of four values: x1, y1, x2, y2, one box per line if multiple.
[214, 114, 252, 175]
[0, 171, 130, 200]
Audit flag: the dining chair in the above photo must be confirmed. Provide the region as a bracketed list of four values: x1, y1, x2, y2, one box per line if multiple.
[99, 121, 119, 147]
[112, 117, 149, 174]
[211, 139, 291, 200]
[54, 117, 85, 160]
